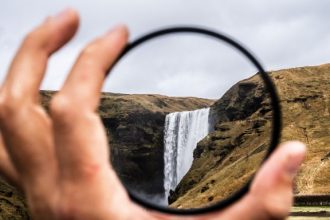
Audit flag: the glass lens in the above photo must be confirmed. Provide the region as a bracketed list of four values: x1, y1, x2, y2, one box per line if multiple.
[102, 32, 274, 209]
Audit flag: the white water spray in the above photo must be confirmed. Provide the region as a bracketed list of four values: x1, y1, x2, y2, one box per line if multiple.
[163, 108, 210, 203]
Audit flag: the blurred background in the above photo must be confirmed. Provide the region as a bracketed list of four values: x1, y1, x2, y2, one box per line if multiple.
[0, 0, 330, 98]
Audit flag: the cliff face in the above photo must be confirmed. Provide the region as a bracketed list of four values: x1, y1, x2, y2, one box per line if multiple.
[97, 93, 212, 197]
[169, 63, 330, 208]
[42, 92, 212, 197]
[0, 92, 212, 219]
[169, 73, 272, 207]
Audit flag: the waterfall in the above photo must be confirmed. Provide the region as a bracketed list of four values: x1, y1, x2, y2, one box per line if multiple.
[163, 108, 210, 203]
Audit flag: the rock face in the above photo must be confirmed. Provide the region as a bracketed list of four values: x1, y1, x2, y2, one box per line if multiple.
[169, 63, 330, 208]
[97, 93, 212, 197]
[169, 72, 272, 207]
[0, 92, 212, 219]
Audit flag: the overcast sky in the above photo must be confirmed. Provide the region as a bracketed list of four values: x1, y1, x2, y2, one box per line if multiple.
[0, 0, 329, 99]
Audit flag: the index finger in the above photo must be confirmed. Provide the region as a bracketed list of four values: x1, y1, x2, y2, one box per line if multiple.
[1, 8, 79, 101]
[55, 25, 129, 110]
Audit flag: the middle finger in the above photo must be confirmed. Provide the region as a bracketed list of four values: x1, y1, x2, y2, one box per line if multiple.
[50, 25, 128, 180]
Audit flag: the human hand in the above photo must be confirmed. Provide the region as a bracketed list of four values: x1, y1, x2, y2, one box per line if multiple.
[0, 9, 306, 220]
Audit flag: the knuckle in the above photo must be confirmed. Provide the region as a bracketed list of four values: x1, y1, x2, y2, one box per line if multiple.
[22, 24, 50, 51]
[0, 90, 24, 120]
[23, 30, 42, 49]
[81, 38, 103, 59]
[81, 44, 98, 58]
[50, 94, 95, 123]
[23, 31, 38, 47]
[50, 95, 74, 119]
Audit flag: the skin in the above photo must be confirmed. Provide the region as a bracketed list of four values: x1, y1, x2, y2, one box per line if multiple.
[0, 8, 306, 220]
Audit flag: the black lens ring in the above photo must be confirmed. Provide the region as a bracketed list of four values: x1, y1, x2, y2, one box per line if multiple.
[110, 26, 282, 215]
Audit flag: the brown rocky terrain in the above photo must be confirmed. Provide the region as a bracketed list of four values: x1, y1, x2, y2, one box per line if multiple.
[0, 178, 29, 220]
[0, 91, 212, 219]
[169, 63, 330, 208]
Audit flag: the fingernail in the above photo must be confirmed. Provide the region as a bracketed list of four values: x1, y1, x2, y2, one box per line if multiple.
[285, 142, 306, 177]
[53, 8, 73, 21]
[106, 24, 127, 36]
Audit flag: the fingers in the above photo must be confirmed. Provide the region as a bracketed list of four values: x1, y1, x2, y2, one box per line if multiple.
[1, 8, 79, 102]
[56, 25, 128, 111]
[205, 141, 306, 220]
[0, 10, 80, 219]
[50, 26, 128, 180]
[0, 9, 79, 185]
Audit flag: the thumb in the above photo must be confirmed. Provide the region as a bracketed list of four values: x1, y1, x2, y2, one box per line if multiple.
[249, 141, 306, 219]
[148, 142, 306, 220]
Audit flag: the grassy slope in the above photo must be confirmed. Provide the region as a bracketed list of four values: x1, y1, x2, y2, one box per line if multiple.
[170, 63, 330, 208]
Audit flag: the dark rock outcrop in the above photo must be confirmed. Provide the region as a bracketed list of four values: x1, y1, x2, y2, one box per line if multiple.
[98, 93, 212, 197]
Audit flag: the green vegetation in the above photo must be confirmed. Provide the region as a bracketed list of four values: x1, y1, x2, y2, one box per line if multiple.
[288, 206, 330, 219]
[291, 206, 330, 212]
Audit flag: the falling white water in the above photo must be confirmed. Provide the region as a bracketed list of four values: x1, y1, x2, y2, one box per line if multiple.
[163, 108, 210, 203]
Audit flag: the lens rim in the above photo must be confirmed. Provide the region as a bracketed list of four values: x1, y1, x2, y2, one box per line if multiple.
[109, 26, 282, 215]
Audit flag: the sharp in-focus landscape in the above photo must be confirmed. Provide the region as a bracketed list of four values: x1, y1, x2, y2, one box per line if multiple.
[0, 63, 330, 219]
